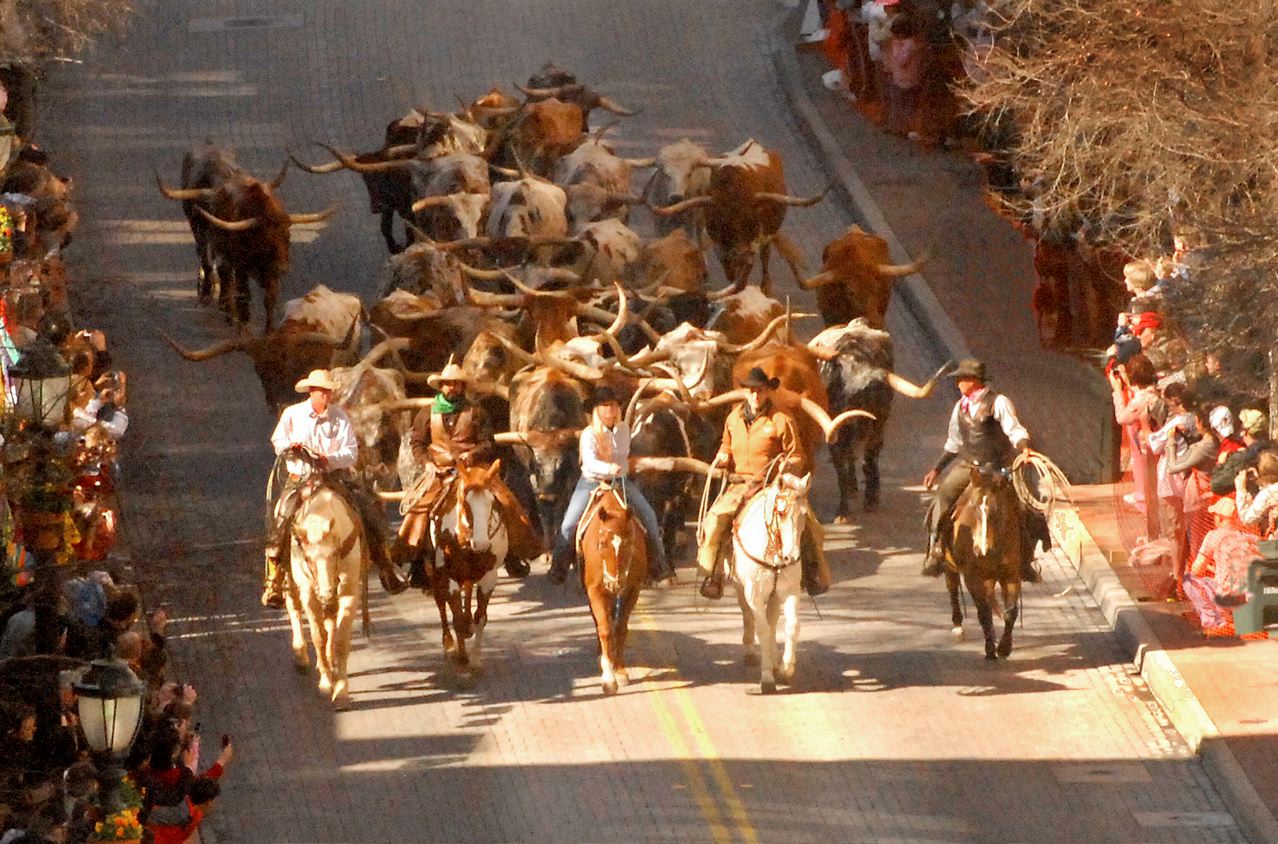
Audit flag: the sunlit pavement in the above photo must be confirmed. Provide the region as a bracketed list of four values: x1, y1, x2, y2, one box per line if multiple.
[41, 1, 1246, 841]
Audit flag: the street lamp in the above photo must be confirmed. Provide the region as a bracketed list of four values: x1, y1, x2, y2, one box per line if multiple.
[8, 336, 71, 429]
[74, 657, 145, 756]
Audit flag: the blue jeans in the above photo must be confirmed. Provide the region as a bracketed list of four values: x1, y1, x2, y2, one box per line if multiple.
[551, 477, 672, 577]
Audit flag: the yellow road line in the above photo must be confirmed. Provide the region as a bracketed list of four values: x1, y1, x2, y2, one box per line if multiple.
[672, 689, 761, 844]
[648, 687, 734, 844]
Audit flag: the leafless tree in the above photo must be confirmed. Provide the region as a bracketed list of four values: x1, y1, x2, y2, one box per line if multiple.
[0, 0, 139, 63]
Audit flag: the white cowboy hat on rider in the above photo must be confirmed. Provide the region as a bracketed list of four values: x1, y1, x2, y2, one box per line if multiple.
[295, 369, 339, 393]
[427, 358, 470, 389]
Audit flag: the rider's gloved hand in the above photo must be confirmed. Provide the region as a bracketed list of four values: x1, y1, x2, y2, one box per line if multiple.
[314, 454, 329, 470]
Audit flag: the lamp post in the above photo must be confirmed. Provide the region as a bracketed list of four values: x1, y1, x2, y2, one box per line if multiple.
[74, 657, 146, 810]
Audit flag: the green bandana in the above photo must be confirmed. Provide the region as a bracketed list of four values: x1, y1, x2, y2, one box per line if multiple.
[433, 393, 461, 415]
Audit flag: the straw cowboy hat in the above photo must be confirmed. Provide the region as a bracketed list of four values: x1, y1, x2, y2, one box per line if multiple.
[427, 358, 470, 390]
[295, 369, 339, 393]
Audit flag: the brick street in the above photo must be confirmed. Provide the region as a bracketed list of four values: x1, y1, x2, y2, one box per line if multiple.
[37, 1, 1248, 841]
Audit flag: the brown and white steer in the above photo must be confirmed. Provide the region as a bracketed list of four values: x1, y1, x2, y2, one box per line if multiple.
[798, 225, 925, 329]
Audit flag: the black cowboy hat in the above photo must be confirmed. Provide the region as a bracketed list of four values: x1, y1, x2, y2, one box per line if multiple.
[590, 385, 622, 408]
[740, 367, 780, 390]
[950, 358, 986, 381]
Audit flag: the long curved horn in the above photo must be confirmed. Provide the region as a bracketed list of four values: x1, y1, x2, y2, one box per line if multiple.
[597, 96, 636, 116]
[715, 313, 791, 354]
[798, 395, 876, 443]
[320, 143, 416, 174]
[515, 81, 564, 98]
[606, 191, 644, 207]
[464, 284, 523, 308]
[288, 206, 337, 226]
[161, 332, 255, 361]
[753, 187, 829, 207]
[433, 236, 494, 252]
[493, 333, 538, 367]
[534, 334, 604, 382]
[493, 431, 529, 445]
[503, 270, 574, 300]
[648, 196, 713, 217]
[876, 257, 926, 277]
[457, 260, 507, 282]
[693, 387, 748, 411]
[154, 171, 214, 201]
[195, 206, 259, 231]
[886, 359, 953, 399]
[796, 270, 839, 290]
[287, 150, 344, 174]
[382, 143, 419, 159]
[705, 282, 740, 301]
[411, 195, 454, 212]
[621, 156, 656, 168]
[268, 158, 289, 189]
[354, 337, 411, 370]
[489, 163, 520, 178]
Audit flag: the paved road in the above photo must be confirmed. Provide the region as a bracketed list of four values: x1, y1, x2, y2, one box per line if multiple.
[40, 1, 1245, 841]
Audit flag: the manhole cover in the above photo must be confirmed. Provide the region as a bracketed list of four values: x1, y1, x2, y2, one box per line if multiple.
[189, 14, 303, 33]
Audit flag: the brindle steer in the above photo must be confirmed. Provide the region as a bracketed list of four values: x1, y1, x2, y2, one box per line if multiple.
[946, 463, 1023, 660]
[578, 482, 649, 695]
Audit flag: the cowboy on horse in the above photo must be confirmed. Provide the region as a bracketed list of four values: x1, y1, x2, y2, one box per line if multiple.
[921, 358, 1043, 583]
[547, 386, 677, 587]
[398, 360, 543, 581]
[262, 369, 403, 608]
[696, 367, 833, 600]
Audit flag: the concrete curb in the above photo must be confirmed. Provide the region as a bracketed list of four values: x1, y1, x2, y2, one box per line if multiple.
[766, 3, 971, 366]
[765, 3, 1278, 840]
[1053, 508, 1278, 844]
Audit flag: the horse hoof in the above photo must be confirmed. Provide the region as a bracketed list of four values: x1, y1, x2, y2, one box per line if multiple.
[863, 500, 879, 513]
[997, 641, 1013, 659]
[743, 651, 760, 667]
[778, 665, 796, 684]
[318, 677, 333, 693]
[833, 514, 850, 525]
[602, 680, 618, 696]
[984, 651, 998, 661]
[951, 626, 964, 640]
[760, 680, 778, 695]
[615, 669, 630, 687]
[332, 690, 351, 711]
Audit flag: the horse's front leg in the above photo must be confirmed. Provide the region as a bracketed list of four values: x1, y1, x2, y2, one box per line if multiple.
[586, 583, 617, 695]
[433, 579, 456, 658]
[612, 587, 642, 688]
[735, 572, 759, 667]
[330, 593, 357, 709]
[997, 578, 1021, 659]
[451, 582, 472, 666]
[778, 584, 801, 684]
[749, 577, 780, 693]
[967, 576, 997, 660]
[946, 568, 964, 640]
[302, 591, 333, 692]
[283, 578, 309, 672]
[469, 567, 500, 671]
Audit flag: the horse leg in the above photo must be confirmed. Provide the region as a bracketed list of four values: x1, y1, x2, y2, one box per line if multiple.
[330, 593, 357, 709]
[778, 586, 801, 684]
[613, 587, 642, 688]
[433, 580, 456, 658]
[967, 577, 997, 660]
[451, 582, 471, 666]
[585, 581, 617, 695]
[283, 578, 309, 671]
[302, 591, 333, 692]
[751, 578, 779, 693]
[997, 578, 1021, 658]
[470, 567, 500, 671]
[946, 569, 964, 640]
[736, 576, 760, 667]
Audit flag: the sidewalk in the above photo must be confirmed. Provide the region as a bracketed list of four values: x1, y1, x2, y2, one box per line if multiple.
[768, 3, 1278, 842]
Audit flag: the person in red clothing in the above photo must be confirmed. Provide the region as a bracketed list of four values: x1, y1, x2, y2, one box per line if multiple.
[146, 776, 222, 844]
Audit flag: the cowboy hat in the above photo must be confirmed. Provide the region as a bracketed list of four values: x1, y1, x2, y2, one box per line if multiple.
[1240, 408, 1268, 437]
[740, 367, 780, 390]
[294, 369, 339, 393]
[427, 358, 469, 390]
[950, 358, 986, 382]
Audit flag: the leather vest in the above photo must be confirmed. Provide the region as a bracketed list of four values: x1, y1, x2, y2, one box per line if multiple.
[957, 390, 1014, 467]
[429, 406, 477, 466]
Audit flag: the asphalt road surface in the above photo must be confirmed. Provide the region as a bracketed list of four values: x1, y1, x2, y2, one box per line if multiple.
[40, 1, 1246, 841]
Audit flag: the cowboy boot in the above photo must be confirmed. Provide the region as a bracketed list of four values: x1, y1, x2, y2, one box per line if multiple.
[546, 542, 571, 585]
[800, 526, 831, 597]
[696, 540, 724, 600]
[921, 527, 946, 577]
[261, 555, 286, 609]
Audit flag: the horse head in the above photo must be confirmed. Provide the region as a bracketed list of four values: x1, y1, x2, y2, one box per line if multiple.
[763, 473, 811, 567]
[959, 462, 1013, 559]
[455, 459, 502, 552]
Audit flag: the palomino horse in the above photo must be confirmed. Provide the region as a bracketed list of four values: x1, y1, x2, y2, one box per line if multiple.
[430, 460, 508, 668]
[946, 462, 1024, 660]
[578, 482, 649, 695]
[730, 472, 812, 693]
[284, 477, 370, 710]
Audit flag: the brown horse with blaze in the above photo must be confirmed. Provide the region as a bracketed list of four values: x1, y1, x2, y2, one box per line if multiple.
[578, 483, 649, 695]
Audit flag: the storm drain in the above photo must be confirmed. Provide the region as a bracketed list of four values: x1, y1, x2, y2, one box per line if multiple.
[188, 14, 303, 33]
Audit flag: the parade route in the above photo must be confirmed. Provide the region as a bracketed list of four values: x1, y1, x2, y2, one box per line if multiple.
[38, 1, 1251, 841]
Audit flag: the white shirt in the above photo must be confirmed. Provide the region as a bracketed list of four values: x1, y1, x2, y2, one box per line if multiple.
[942, 388, 1030, 455]
[580, 422, 631, 482]
[72, 397, 129, 440]
[1239, 482, 1278, 529]
[271, 399, 358, 477]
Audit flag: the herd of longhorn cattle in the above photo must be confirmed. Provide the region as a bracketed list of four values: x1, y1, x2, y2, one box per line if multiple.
[157, 64, 943, 678]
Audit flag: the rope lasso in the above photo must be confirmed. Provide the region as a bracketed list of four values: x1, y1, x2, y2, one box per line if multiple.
[1011, 448, 1078, 597]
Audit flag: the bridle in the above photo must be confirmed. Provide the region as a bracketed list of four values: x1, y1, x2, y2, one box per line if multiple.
[453, 476, 502, 550]
[733, 482, 805, 571]
[588, 483, 635, 593]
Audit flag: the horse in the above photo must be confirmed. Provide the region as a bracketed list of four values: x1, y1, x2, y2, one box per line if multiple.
[430, 460, 508, 669]
[946, 462, 1023, 660]
[284, 478, 370, 710]
[729, 472, 812, 693]
[578, 482, 649, 695]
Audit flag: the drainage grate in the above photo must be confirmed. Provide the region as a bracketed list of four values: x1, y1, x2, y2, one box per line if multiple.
[188, 14, 303, 33]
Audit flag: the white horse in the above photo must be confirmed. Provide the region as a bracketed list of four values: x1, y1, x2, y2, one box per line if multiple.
[430, 462, 509, 669]
[284, 484, 369, 710]
[730, 473, 811, 694]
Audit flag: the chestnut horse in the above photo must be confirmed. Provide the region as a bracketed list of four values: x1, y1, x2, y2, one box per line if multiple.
[578, 482, 649, 695]
[946, 463, 1023, 660]
[430, 460, 508, 668]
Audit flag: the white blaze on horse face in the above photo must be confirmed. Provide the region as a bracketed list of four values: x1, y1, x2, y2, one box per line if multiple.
[976, 497, 991, 557]
[467, 488, 496, 552]
[300, 514, 334, 547]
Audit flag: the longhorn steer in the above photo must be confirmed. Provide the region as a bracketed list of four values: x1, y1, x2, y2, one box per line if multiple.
[798, 225, 926, 328]
[649, 139, 825, 293]
[641, 139, 712, 242]
[157, 144, 333, 329]
[162, 284, 360, 413]
[809, 320, 946, 518]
